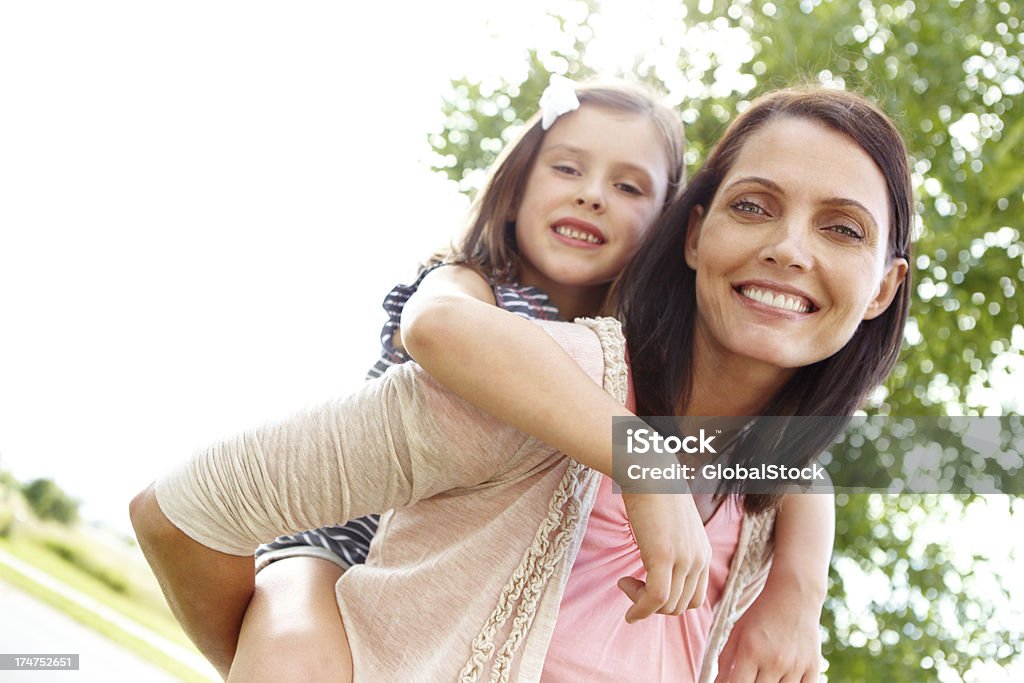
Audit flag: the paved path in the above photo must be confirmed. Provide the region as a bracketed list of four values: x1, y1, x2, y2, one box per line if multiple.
[0, 547, 218, 682]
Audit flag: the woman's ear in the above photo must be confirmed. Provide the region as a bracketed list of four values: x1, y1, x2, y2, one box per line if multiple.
[684, 206, 705, 270]
[863, 257, 909, 320]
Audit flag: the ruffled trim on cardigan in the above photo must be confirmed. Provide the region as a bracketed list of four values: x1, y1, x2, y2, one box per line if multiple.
[574, 317, 629, 406]
[458, 317, 627, 683]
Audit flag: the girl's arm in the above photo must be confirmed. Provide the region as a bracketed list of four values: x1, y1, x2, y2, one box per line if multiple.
[401, 265, 626, 475]
[714, 492, 834, 682]
[401, 265, 711, 620]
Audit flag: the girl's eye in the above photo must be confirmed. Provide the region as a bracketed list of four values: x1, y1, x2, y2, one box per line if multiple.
[553, 164, 580, 176]
[616, 182, 643, 196]
[730, 199, 768, 216]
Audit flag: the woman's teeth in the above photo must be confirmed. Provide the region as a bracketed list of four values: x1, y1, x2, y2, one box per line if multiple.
[554, 226, 602, 244]
[740, 286, 812, 313]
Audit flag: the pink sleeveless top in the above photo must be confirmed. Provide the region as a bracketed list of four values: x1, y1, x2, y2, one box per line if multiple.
[540, 368, 744, 682]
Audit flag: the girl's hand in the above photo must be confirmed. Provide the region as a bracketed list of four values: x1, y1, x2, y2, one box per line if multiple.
[713, 574, 823, 683]
[617, 492, 711, 622]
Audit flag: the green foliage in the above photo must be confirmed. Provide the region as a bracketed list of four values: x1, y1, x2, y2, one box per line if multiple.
[822, 494, 1020, 680]
[427, 1, 1023, 680]
[22, 478, 80, 525]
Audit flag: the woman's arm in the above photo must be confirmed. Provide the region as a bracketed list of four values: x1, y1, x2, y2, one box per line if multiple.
[766, 492, 833, 605]
[714, 492, 834, 682]
[401, 266, 711, 619]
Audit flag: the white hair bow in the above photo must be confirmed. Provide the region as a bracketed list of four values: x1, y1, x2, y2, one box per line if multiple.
[539, 74, 580, 130]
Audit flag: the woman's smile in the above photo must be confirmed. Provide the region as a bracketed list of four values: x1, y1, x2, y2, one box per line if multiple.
[685, 116, 907, 374]
[733, 282, 817, 315]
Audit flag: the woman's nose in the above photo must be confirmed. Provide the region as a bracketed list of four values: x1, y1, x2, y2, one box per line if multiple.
[759, 221, 813, 270]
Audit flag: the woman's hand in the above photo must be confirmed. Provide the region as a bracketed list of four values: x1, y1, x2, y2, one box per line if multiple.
[617, 492, 711, 622]
[713, 572, 824, 683]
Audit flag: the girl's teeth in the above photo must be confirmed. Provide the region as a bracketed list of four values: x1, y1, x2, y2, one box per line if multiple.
[554, 226, 601, 244]
[741, 287, 811, 313]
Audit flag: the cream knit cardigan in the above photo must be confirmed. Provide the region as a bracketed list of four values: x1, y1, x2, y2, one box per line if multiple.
[156, 318, 775, 682]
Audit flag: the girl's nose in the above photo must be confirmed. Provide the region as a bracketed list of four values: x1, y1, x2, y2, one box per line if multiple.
[575, 187, 604, 212]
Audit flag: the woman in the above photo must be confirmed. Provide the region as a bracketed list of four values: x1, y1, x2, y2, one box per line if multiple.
[130, 86, 912, 682]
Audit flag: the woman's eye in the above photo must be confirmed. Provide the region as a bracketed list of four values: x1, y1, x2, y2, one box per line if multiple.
[730, 199, 767, 216]
[828, 224, 864, 239]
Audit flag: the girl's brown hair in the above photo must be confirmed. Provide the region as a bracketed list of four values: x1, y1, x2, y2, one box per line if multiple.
[620, 86, 914, 514]
[435, 79, 686, 283]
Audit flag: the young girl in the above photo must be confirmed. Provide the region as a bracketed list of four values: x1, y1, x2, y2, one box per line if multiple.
[130, 82, 880, 679]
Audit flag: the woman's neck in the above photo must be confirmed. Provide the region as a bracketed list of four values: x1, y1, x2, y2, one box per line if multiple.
[685, 328, 795, 417]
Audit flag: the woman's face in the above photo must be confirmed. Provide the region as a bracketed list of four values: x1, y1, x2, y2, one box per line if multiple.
[685, 116, 907, 376]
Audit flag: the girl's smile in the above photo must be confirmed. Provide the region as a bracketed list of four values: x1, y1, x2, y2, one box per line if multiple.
[515, 104, 670, 313]
[550, 217, 606, 247]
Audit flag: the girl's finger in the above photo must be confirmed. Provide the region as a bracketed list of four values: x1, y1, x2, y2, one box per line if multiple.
[625, 563, 670, 623]
[668, 564, 698, 615]
[616, 576, 645, 604]
[688, 565, 710, 610]
[662, 564, 689, 615]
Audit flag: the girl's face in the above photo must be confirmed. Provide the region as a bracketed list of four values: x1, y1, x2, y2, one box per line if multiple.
[514, 105, 670, 300]
[685, 116, 907, 377]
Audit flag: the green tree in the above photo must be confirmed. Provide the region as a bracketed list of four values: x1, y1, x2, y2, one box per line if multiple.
[22, 478, 80, 525]
[428, 1, 1023, 680]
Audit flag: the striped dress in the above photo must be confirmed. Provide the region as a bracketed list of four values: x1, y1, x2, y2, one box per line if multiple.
[254, 263, 560, 569]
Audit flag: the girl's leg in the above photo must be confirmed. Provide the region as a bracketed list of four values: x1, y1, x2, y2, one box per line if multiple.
[228, 557, 352, 683]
